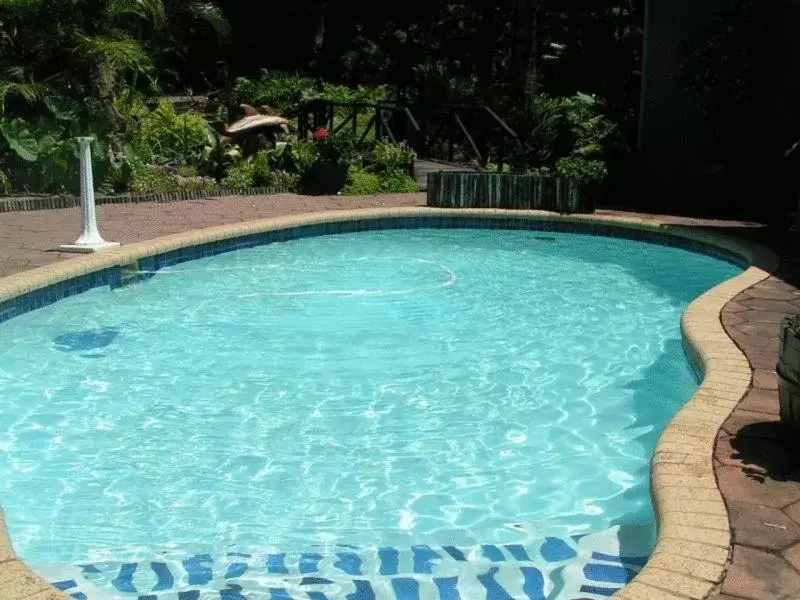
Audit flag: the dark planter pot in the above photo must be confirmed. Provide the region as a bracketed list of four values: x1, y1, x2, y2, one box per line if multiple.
[778, 317, 800, 430]
[301, 160, 348, 195]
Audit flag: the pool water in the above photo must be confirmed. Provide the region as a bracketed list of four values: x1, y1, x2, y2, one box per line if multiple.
[0, 227, 741, 599]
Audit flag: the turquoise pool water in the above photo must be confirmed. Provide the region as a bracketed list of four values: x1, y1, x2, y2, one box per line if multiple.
[0, 227, 741, 599]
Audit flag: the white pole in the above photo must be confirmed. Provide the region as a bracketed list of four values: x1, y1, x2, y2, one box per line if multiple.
[59, 137, 119, 253]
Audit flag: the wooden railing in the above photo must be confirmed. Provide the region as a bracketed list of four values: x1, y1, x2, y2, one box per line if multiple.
[291, 99, 521, 172]
[293, 99, 421, 147]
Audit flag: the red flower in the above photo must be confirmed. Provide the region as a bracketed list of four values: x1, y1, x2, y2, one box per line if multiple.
[314, 128, 329, 141]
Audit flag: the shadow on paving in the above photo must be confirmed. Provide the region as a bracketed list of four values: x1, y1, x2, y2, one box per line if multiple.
[728, 421, 800, 484]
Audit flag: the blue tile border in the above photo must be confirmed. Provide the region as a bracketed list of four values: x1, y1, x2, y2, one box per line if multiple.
[0, 214, 748, 327]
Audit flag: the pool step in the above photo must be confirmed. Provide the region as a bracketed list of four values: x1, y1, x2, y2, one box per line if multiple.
[54, 564, 638, 600]
[40, 525, 652, 600]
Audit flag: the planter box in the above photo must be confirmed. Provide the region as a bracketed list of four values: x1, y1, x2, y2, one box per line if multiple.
[778, 317, 800, 430]
[426, 171, 595, 214]
[301, 161, 348, 195]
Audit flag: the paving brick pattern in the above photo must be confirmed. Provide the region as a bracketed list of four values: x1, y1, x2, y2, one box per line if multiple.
[709, 251, 800, 600]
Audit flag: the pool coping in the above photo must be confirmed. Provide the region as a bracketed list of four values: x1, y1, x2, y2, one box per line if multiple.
[0, 207, 779, 600]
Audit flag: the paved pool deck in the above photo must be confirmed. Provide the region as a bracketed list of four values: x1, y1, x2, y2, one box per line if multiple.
[1, 193, 800, 600]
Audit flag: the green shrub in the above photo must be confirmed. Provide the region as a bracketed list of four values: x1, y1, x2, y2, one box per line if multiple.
[315, 83, 389, 105]
[200, 131, 242, 181]
[511, 92, 619, 181]
[315, 133, 360, 166]
[372, 140, 415, 172]
[250, 151, 271, 186]
[380, 171, 419, 193]
[230, 71, 390, 112]
[0, 117, 81, 193]
[130, 100, 214, 167]
[341, 165, 419, 195]
[230, 71, 315, 112]
[219, 162, 255, 189]
[289, 139, 319, 176]
[176, 164, 198, 178]
[555, 157, 608, 183]
[487, 162, 512, 174]
[131, 164, 216, 195]
[562, 93, 618, 162]
[247, 150, 301, 189]
[338, 140, 419, 195]
[265, 170, 300, 190]
[342, 165, 382, 195]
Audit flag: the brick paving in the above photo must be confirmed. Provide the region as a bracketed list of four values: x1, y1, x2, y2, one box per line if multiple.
[0, 193, 426, 277]
[709, 237, 800, 600]
[2, 195, 800, 599]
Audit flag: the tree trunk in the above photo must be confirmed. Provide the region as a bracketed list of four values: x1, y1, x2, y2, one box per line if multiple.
[512, 0, 540, 110]
[478, 4, 496, 100]
[311, 3, 326, 71]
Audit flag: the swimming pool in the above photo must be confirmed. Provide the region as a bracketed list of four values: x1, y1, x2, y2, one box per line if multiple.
[0, 222, 743, 599]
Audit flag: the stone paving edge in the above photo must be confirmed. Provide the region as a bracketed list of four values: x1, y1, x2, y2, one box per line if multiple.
[0, 207, 781, 599]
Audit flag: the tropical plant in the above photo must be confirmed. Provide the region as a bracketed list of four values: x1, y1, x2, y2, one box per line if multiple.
[219, 162, 254, 189]
[339, 139, 417, 195]
[371, 140, 415, 173]
[148, 0, 230, 88]
[314, 129, 359, 166]
[229, 71, 390, 113]
[342, 165, 382, 195]
[511, 92, 618, 181]
[288, 139, 319, 177]
[128, 99, 214, 166]
[200, 129, 241, 181]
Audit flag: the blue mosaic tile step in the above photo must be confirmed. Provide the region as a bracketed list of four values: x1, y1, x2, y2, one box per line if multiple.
[36, 525, 653, 600]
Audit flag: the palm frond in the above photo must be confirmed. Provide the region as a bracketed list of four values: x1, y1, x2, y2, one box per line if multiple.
[177, 2, 231, 40]
[107, 0, 167, 29]
[0, 79, 47, 111]
[78, 34, 154, 71]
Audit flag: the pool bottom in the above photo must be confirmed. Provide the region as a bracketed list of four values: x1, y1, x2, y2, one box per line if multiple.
[36, 524, 654, 600]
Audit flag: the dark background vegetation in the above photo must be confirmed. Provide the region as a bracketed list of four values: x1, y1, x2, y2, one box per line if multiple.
[1, 0, 796, 222]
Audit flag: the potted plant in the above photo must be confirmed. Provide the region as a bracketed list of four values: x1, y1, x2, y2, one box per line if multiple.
[778, 314, 800, 430]
[300, 128, 352, 195]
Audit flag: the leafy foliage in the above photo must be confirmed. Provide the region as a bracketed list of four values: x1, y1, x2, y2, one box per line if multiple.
[229, 71, 389, 112]
[0, 0, 635, 197]
[371, 140, 415, 173]
[341, 140, 417, 195]
[0, 0, 229, 192]
[378, 170, 419, 193]
[342, 166, 382, 195]
[512, 92, 618, 182]
[130, 163, 215, 194]
[130, 99, 213, 166]
[289, 140, 320, 177]
[219, 162, 254, 189]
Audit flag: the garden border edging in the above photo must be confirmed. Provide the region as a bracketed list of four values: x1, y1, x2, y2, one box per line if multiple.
[0, 185, 294, 213]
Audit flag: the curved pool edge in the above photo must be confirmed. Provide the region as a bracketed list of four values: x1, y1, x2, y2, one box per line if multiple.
[0, 207, 780, 600]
